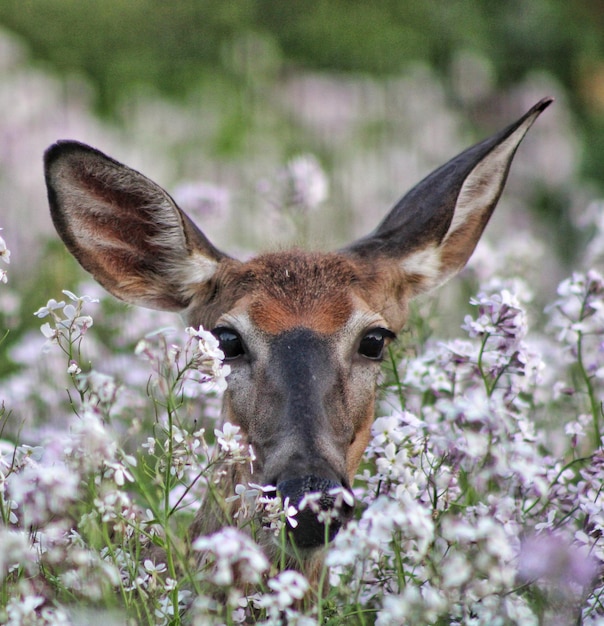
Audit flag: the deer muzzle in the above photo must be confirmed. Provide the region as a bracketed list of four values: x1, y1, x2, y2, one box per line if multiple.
[277, 475, 354, 549]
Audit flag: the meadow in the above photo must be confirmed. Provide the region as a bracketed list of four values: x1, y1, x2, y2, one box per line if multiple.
[0, 26, 603, 626]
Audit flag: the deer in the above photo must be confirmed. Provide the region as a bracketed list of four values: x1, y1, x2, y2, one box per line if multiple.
[44, 98, 552, 583]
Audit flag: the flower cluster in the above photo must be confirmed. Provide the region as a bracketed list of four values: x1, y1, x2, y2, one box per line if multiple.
[282, 154, 329, 213]
[324, 279, 604, 625]
[193, 526, 269, 587]
[0, 289, 256, 624]
[135, 325, 231, 396]
[4, 29, 604, 623]
[547, 270, 604, 447]
[2, 258, 604, 623]
[0, 227, 9, 284]
[34, 290, 98, 356]
[260, 154, 329, 216]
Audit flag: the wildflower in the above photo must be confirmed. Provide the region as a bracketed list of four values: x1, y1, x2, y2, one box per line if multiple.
[6, 595, 45, 623]
[0, 529, 38, 581]
[441, 551, 472, 589]
[83, 370, 119, 404]
[141, 437, 156, 455]
[64, 409, 117, 474]
[226, 482, 272, 520]
[565, 417, 588, 448]
[193, 527, 269, 586]
[214, 422, 244, 456]
[518, 532, 598, 590]
[9, 461, 80, 527]
[0, 228, 10, 265]
[284, 154, 329, 211]
[34, 298, 65, 318]
[173, 181, 230, 219]
[94, 489, 132, 525]
[257, 570, 309, 612]
[35, 291, 97, 353]
[549, 271, 604, 342]
[0, 227, 8, 282]
[155, 589, 193, 622]
[105, 460, 135, 487]
[259, 153, 329, 217]
[259, 492, 299, 535]
[187, 325, 231, 392]
[40, 321, 60, 350]
[368, 413, 408, 451]
[376, 584, 447, 625]
[67, 360, 81, 375]
[462, 288, 528, 349]
[62, 289, 100, 305]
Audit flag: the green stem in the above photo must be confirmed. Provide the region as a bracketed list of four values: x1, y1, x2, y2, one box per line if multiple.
[388, 346, 405, 407]
[163, 394, 180, 622]
[524, 455, 592, 517]
[576, 329, 602, 448]
[477, 333, 492, 396]
[316, 521, 332, 624]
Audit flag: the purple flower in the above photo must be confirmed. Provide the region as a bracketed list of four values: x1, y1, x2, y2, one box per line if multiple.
[518, 532, 597, 589]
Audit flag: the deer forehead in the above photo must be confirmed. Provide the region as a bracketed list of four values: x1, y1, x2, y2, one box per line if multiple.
[213, 250, 392, 337]
[236, 251, 360, 334]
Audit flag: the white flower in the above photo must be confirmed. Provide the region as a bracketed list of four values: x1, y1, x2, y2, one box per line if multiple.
[67, 360, 82, 375]
[9, 462, 80, 527]
[40, 322, 59, 349]
[265, 570, 309, 610]
[441, 551, 472, 589]
[193, 527, 269, 586]
[214, 422, 243, 455]
[6, 595, 45, 623]
[64, 410, 117, 474]
[62, 289, 99, 305]
[105, 461, 134, 486]
[85, 371, 118, 404]
[0, 529, 38, 581]
[370, 414, 407, 449]
[144, 559, 167, 576]
[376, 584, 447, 625]
[258, 492, 299, 535]
[186, 325, 231, 392]
[285, 154, 329, 211]
[0, 230, 10, 264]
[34, 299, 65, 318]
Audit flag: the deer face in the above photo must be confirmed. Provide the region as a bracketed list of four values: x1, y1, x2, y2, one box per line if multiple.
[189, 251, 399, 548]
[44, 98, 551, 553]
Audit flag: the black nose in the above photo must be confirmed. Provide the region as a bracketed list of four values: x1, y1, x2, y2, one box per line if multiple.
[276, 475, 354, 550]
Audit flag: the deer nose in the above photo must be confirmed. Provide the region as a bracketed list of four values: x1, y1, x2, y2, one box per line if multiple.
[276, 475, 354, 550]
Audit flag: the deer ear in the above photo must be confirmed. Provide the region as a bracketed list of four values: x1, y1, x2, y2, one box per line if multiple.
[345, 98, 552, 297]
[45, 141, 231, 312]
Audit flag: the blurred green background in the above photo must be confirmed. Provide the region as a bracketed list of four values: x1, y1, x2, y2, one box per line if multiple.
[2, 0, 604, 181]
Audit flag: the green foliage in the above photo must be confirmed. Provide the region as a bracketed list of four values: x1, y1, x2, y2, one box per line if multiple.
[2, 0, 604, 194]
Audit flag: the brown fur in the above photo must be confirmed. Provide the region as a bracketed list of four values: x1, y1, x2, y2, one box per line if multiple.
[244, 251, 358, 334]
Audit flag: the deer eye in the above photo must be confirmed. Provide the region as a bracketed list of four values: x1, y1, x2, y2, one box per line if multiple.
[212, 327, 245, 360]
[358, 328, 396, 360]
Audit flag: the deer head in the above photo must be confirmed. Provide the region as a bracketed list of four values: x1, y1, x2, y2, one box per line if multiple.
[44, 98, 551, 556]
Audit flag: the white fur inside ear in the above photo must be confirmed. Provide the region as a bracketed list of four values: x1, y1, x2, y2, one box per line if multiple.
[182, 252, 219, 287]
[399, 244, 442, 289]
[447, 121, 533, 241]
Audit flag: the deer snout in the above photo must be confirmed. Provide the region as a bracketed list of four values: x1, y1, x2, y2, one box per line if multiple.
[276, 475, 354, 550]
